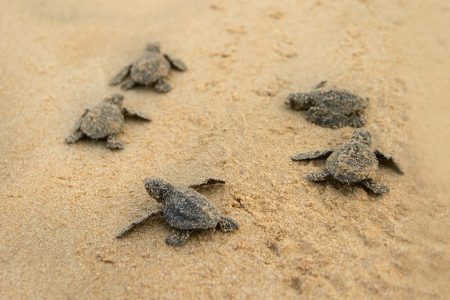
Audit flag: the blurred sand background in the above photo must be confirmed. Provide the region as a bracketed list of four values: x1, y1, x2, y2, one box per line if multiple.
[1, 0, 449, 298]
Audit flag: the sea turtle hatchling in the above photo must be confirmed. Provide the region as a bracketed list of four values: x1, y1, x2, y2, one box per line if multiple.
[291, 129, 403, 195]
[286, 83, 368, 128]
[65, 94, 150, 150]
[110, 42, 187, 92]
[116, 178, 239, 247]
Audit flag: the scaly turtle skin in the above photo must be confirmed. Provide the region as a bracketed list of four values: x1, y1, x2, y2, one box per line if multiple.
[65, 94, 150, 150]
[116, 178, 238, 247]
[287, 84, 368, 128]
[291, 130, 403, 195]
[110, 42, 187, 93]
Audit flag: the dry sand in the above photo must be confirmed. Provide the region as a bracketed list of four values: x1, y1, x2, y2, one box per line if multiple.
[1, 0, 449, 299]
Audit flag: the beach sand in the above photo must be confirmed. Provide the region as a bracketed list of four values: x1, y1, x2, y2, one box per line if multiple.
[1, 0, 449, 298]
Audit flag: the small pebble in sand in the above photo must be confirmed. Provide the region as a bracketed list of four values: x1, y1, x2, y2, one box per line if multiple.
[110, 42, 187, 92]
[291, 129, 403, 195]
[286, 82, 368, 128]
[65, 94, 150, 150]
[116, 178, 239, 247]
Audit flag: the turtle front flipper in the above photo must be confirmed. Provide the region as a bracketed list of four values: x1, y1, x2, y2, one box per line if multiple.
[189, 178, 225, 190]
[120, 78, 136, 90]
[110, 65, 131, 86]
[361, 180, 389, 195]
[106, 135, 124, 150]
[306, 170, 331, 182]
[154, 78, 172, 93]
[65, 130, 84, 144]
[164, 54, 187, 71]
[314, 80, 328, 90]
[116, 209, 163, 238]
[291, 149, 334, 161]
[374, 150, 404, 174]
[65, 109, 88, 144]
[165, 230, 190, 247]
[122, 107, 151, 121]
[218, 216, 239, 232]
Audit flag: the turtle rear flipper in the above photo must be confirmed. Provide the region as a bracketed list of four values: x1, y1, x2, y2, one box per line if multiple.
[374, 150, 403, 174]
[218, 217, 239, 232]
[106, 135, 124, 150]
[291, 149, 334, 161]
[165, 230, 190, 247]
[154, 78, 172, 93]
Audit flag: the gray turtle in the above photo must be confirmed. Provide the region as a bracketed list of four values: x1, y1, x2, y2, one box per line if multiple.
[65, 94, 150, 150]
[116, 178, 239, 246]
[286, 83, 368, 128]
[110, 42, 187, 92]
[291, 130, 403, 195]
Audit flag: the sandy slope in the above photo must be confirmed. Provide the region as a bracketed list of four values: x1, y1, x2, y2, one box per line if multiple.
[1, 0, 449, 298]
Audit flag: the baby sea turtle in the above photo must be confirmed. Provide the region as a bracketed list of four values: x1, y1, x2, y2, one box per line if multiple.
[65, 94, 150, 150]
[116, 178, 239, 246]
[110, 42, 187, 92]
[291, 129, 403, 195]
[286, 83, 368, 128]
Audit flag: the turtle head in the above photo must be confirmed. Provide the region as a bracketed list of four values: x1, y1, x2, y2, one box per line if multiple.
[352, 129, 372, 145]
[104, 94, 124, 106]
[286, 93, 315, 110]
[145, 42, 161, 53]
[144, 177, 174, 203]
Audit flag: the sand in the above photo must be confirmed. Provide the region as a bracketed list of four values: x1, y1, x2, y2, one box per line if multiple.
[1, 0, 449, 299]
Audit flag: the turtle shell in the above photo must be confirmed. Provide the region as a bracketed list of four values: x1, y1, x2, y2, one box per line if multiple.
[315, 90, 366, 115]
[163, 187, 222, 230]
[326, 141, 378, 183]
[80, 103, 124, 139]
[130, 53, 171, 85]
[304, 90, 367, 128]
